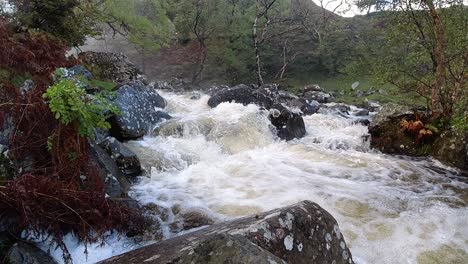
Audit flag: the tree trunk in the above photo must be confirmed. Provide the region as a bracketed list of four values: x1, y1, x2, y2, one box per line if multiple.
[192, 41, 207, 84]
[423, 0, 447, 118]
[252, 15, 264, 86]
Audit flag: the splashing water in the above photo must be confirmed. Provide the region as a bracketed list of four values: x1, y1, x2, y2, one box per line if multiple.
[42, 90, 467, 263]
[126, 91, 468, 264]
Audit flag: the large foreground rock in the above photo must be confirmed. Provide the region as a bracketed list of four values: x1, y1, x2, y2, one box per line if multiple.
[99, 201, 354, 264]
[109, 80, 171, 140]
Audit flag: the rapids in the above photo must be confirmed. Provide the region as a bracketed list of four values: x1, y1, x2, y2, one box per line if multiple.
[126, 91, 468, 264]
[39, 90, 467, 264]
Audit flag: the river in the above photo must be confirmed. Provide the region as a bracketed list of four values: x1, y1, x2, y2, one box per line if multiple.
[43, 90, 468, 263]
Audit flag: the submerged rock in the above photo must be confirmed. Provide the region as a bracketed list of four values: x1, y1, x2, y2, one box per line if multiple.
[6, 242, 57, 264]
[109, 80, 171, 140]
[99, 200, 354, 264]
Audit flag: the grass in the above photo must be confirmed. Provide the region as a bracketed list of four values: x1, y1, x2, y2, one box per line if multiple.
[279, 73, 427, 107]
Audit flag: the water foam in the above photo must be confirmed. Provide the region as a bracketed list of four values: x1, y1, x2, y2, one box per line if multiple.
[42, 91, 467, 263]
[127, 91, 467, 264]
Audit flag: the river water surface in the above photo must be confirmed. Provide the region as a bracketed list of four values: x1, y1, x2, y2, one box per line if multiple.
[42, 90, 468, 263]
[123, 91, 468, 264]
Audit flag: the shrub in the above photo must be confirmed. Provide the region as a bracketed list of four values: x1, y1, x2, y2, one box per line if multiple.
[43, 69, 120, 139]
[0, 19, 146, 264]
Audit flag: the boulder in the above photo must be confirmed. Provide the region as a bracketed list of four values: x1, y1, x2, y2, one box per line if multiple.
[319, 104, 351, 116]
[286, 98, 320, 115]
[98, 137, 142, 177]
[303, 84, 323, 93]
[368, 103, 432, 156]
[67, 65, 93, 80]
[181, 210, 215, 230]
[354, 109, 370, 116]
[360, 100, 381, 112]
[78, 52, 147, 85]
[303, 91, 332, 103]
[109, 80, 171, 140]
[99, 201, 354, 264]
[353, 119, 371, 126]
[207, 84, 274, 108]
[270, 104, 306, 141]
[89, 142, 130, 198]
[369, 103, 413, 131]
[433, 131, 468, 170]
[6, 242, 57, 264]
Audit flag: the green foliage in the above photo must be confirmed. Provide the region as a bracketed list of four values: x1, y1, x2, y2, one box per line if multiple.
[102, 0, 170, 54]
[43, 69, 119, 139]
[10, 0, 98, 46]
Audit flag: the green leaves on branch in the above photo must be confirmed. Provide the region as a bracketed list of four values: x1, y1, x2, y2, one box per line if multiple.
[43, 69, 120, 139]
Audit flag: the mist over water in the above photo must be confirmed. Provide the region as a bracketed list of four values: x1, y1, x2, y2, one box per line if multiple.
[123, 91, 468, 264]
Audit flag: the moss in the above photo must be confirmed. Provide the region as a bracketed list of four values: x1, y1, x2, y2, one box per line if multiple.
[90, 79, 118, 91]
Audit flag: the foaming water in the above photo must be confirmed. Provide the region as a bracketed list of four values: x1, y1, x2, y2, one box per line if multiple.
[127, 91, 468, 264]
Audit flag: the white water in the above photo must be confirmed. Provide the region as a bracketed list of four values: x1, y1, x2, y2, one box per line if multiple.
[128, 91, 468, 264]
[43, 91, 468, 263]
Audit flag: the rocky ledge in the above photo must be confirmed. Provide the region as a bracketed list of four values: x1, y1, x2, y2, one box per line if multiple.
[369, 103, 468, 170]
[99, 200, 354, 264]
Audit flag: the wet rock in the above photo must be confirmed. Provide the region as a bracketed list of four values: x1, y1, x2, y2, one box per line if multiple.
[109, 80, 171, 140]
[99, 200, 354, 264]
[287, 98, 320, 115]
[67, 65, 93, 80]
[181, 210, 215, 230]
[353, 119, 371, 126]
[89, 142, 129, 197]
[207, 84, 274, 108]
[277, 90, 299, 103]
[99, 137, 142, 177]
[354, 109, 370, 116]
[270, 104, 306, 141]
[360, 100, 381, 112]
[78, 52, 147, 85]
[369, 103, 413, 131]
[303, 90, 332, 103]
[6, 242, 57, 264]
[319, 104, 351, 116]
[433, 131, 468, 170]
[368, 103, 430, 156]
[303, 84, 323, 93]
